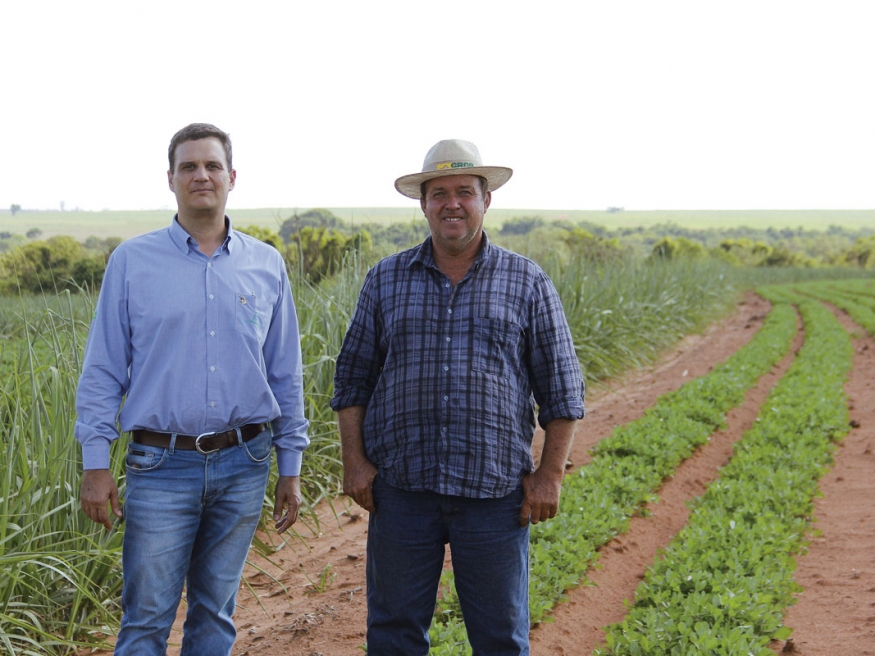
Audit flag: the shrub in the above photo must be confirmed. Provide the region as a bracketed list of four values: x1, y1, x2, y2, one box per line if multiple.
[0, 236, 104, 294]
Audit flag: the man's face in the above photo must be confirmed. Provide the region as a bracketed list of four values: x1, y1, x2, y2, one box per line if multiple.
[420, 174, 491, 257]
[167, 137, 236, 216]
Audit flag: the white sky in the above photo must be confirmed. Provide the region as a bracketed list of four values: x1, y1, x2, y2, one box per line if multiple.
[2, 1, 874, 212]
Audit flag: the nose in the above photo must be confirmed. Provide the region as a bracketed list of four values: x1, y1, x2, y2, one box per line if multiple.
[445, 192, 462, 208]
[194, 165, 209, 180]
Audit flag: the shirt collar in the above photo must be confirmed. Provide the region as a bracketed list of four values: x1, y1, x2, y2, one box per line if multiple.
[411, 230, 493, 270]
[169, 215, 234, 255]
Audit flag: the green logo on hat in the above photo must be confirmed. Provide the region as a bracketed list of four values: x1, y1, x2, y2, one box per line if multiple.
[437, 161, 475, 170]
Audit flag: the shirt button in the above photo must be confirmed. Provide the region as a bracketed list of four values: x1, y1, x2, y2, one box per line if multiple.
[207, 263, 212, 269]
[445, 337, 450, 342]
[443, 366, 449, 371]
[209, 294, 214, 300]
[443, 396, 449, 402]
[210, 331, 216, 336]
[210, 366, 216, 372]
[447, 309, 452, 315]
[210, 402, 216, 408]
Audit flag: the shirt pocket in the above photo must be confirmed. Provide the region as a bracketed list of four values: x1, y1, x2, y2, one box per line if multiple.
[472, 316, 522, 379]
[234, 293, 264, 342]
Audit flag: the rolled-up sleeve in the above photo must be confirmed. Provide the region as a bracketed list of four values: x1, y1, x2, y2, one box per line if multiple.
[527, 271, 585, 427]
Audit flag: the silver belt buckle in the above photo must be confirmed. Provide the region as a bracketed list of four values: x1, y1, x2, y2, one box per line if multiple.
[195, 431, 219, 455]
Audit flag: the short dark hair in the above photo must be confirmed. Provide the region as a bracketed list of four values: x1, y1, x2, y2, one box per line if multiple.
[168, 123, 233, 171]
[420, 175, 488, 199]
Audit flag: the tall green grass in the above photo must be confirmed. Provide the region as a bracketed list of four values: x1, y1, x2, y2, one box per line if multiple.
[1, 293, 125, 655]
[546, 256, 739, 384]
[257, 252, 371, 548]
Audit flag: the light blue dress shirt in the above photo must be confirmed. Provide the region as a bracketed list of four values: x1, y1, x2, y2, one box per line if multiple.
[75, 218, 309, 476]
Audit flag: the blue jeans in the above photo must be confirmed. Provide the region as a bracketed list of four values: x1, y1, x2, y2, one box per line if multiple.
[366, 477, 530, 656]
[114, 429, 272, 656]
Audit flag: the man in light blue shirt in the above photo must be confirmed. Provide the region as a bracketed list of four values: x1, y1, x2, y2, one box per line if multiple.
[75, 123, 309, 655]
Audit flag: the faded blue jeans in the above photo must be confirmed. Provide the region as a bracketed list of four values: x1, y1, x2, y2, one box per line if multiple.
[114, 429, 272, 656]
[366, 477, 530, 656]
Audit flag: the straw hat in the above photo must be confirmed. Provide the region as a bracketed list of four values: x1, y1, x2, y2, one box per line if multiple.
[394, 139, 513, 199]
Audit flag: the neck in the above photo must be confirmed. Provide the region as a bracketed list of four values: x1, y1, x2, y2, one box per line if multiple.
[177, 211, 228, 256]
[432, 239, 481, 286]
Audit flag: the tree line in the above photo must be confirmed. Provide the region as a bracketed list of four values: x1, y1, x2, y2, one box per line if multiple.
[1, 209, 873, 296]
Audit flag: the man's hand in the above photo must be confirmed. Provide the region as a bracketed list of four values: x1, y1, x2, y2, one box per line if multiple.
[80, 469, 122, 530]
[337, 406, 378, 513]
[519, 417, 578, 527]
[519, 468, 563, 527]
[343, 456, 378, 513]
[273, 476, 302, 534]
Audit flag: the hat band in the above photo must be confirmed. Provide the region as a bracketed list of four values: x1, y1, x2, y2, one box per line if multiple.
[434, 161, 477, 171]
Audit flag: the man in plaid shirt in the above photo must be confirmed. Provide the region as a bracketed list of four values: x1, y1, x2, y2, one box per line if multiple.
[331, 139, 585, 655]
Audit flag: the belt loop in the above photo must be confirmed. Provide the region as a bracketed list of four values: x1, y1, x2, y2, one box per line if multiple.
[169, 432, 177, 455]
[235, 426, 244, 447]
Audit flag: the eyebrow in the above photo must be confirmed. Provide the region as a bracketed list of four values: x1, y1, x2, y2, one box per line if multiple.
[177, 159, 225, 169]
[429, 182, 476, 193]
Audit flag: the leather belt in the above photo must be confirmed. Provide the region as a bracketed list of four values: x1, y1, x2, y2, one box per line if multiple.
[131, 423, 268, 455]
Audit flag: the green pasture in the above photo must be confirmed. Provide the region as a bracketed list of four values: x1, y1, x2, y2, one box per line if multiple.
[4, 207, 875, 241]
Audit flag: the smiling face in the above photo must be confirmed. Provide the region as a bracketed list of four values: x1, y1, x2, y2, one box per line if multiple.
[167, 137, 236, 220]
[420, 174, 491, 259]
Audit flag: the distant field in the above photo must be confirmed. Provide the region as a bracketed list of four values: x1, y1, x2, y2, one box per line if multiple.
[2, 207, 874, 240]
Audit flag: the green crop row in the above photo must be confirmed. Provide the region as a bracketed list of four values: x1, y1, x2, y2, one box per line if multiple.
[427, 295, 799, 653]
[596, 289, 853, 654]
[789, 279, 875, 337]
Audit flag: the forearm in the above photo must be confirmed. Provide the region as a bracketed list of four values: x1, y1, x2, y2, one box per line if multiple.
[337, 405, 377, 512]
[338, 406, 369, 464]
[520, 418, 578, 526]
[537, 418, 578, 481]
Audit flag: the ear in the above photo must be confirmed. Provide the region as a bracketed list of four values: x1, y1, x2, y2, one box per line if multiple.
[420, 195, 427, 213]
[229, 169, 237, 191]
[483, 189, 492, 213]
[167, 170, 174, 191]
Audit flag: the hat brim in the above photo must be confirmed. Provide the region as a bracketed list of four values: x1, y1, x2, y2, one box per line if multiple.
[394, 166, 513, 199]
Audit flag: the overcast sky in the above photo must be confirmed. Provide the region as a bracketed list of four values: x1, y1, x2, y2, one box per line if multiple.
[3, 1, 873, 213]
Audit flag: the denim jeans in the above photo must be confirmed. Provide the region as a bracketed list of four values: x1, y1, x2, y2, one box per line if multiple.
[366, 477, 530, 656]
[114, 428, 272, 656]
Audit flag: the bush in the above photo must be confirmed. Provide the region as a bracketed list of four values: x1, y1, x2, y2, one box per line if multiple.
[650, 237, 708, 261]
[287, 226, 373, 283]
[499, 215, 545, 236]
[279, 208, 342, 242]
[0, 236, 106, 294]
[843, 235, 875, 269]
